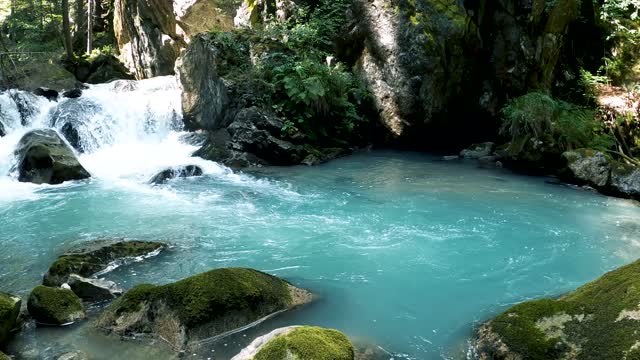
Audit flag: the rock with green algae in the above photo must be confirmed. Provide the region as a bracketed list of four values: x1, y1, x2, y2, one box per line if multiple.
[231, 326, 354, 360]
[96, 268, 313, 351]
[474, 258, 640, 359]
[0, 351, 10, 360]
[0, 292, 21, 346]
[43, 239, 166, 287]
[27, 286, 86, 326]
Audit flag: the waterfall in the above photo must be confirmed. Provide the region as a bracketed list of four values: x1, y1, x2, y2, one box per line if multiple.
[0, 76, 230, 196]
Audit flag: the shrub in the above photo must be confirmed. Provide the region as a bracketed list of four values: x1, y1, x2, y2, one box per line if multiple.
[500, 92, 613, 152]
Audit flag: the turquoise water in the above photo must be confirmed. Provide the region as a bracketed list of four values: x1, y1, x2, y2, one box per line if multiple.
[2, 150, 640, 359]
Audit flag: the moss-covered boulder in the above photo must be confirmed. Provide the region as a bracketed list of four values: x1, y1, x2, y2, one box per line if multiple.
[475, 259, 640, 359]
[0, 292, 21, 347]
[0, 351, 10, 360]
[232, 326, 354, 360]
[43, 240, 166, 287]
[97, 268, 313, 351]
[561, 149, 612, 188]
[27, 286, 86, 326]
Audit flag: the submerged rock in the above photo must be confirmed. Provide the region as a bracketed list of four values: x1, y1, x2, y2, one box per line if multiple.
[33, 88, 59, 102]
[460, 142, 496, 159]
[27, 286, 85, 326]
[232, 326, 354, 360]
[148, 165, 203, 185]
[43, 240, 166, 287]
[0, 292, 21, 347]
[97, 268, 313, 351]
[67, 274, 123, 302]
[56, 351, 90, 360]
[474, 258, 640, 359]
[0, 121, 5, 137]
[13, 129, 90, 185]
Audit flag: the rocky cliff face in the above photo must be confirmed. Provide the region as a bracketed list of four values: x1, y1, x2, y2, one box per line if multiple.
[113, 0, 241, 79]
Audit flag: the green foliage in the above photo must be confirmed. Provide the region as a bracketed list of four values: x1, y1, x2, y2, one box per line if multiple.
[500, 92, 613, 153]
[254, 326, 355, 360]
[598, 0, 640, 85]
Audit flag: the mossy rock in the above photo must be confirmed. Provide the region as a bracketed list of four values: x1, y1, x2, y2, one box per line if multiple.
[27, 286, 86, 326]
[0, 292, 21, 347]
[43, 240, 166, 287]
[475, 259, 640, 359]
[97, 268, 313, 351]
[231, 326, 354, 360]
[0, 351, 10, 360]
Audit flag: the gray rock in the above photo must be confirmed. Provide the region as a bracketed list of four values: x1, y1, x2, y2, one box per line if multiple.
[13, 129, 90, 185]
[27, 286, 86, 326]
[67, 274, 123, 302]
[148, 165, 204, 184]
[33, 88, 58, 102]
[460, 142, 496, 159]
[562, 150, 611, 188]
[0, 292, 21, 347]
[56, 351, 90, 360]
[234, 0, 296, 28]
[610, 163, 640, 200]
[175, 33, 229, 131]
[62, 89, 82, 99]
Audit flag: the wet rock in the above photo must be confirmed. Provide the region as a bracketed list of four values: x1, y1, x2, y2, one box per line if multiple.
[0, 352, 8, 359]
[562, 149, 611, 188]
[175, 33, 229, 131]
[27, 286, 85, 326]
[442, 155, 460, 161]
[232, 326, 354, 360]
[43, 240, 166, 287]
[8, 90, 39, 126]
[13, 129, 90, 185]
[33, 88, 59, 102]
[610, 162, 640, 200]
[149, 165, 204, 185]
[84, 54, 135, 84]
[475, 258, 640, 359]
[67, 274, 123, 302]
[0, 122, 5, 137]
[97, 268, 313, 351]
[56, 351, 90, 360]
[62, 89, 82, 99]
[178, 132, 207, 146]
[50, 98, 104, 153]
[0, 292, 21, 347]
[460, 142, 495, 159]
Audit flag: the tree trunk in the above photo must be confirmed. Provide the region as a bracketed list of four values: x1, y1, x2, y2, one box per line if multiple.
[86, 0, 93, 54]
[62, 0, 74, 59]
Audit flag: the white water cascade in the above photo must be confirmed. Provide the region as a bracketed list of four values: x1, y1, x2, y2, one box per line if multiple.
[0, 76, 233, 200]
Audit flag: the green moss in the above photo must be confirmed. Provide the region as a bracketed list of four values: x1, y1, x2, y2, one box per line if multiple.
[43, 240, 165, 286]
[0, 292, 20, 346]
[110, 268, 292, 328]
[254, 326, 354, 360]
[489, 259, 640, 360]
[0, 351, 10, 360]
[27, 286, 84, 325]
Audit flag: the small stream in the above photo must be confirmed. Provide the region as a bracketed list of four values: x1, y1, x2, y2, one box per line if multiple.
[1, 77, 639, 359]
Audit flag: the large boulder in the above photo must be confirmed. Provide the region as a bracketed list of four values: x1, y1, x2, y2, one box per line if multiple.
[50, 99, 104, 153]
[96, 268, 313, 351]
[0, 292, 21, 347]
[149, 165, 203, 184]
[460, 142, 496, 159]
[232, 326, 354, 360]
[27, 286, 86, 326]
[562, 149, 612, 188]
[43, 240, 166, 287]
[13, 129, 90, 185]
[175, 0, 242, 36]
[175, 33, 230, 131]
[474, 258, 640, 359]
[610, 162, 640, 200]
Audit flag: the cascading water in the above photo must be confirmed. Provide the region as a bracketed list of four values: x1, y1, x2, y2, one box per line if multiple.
[0, 76, 238, 197]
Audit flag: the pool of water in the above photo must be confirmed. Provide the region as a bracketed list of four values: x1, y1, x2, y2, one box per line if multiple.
[2, 150, 640, 359]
